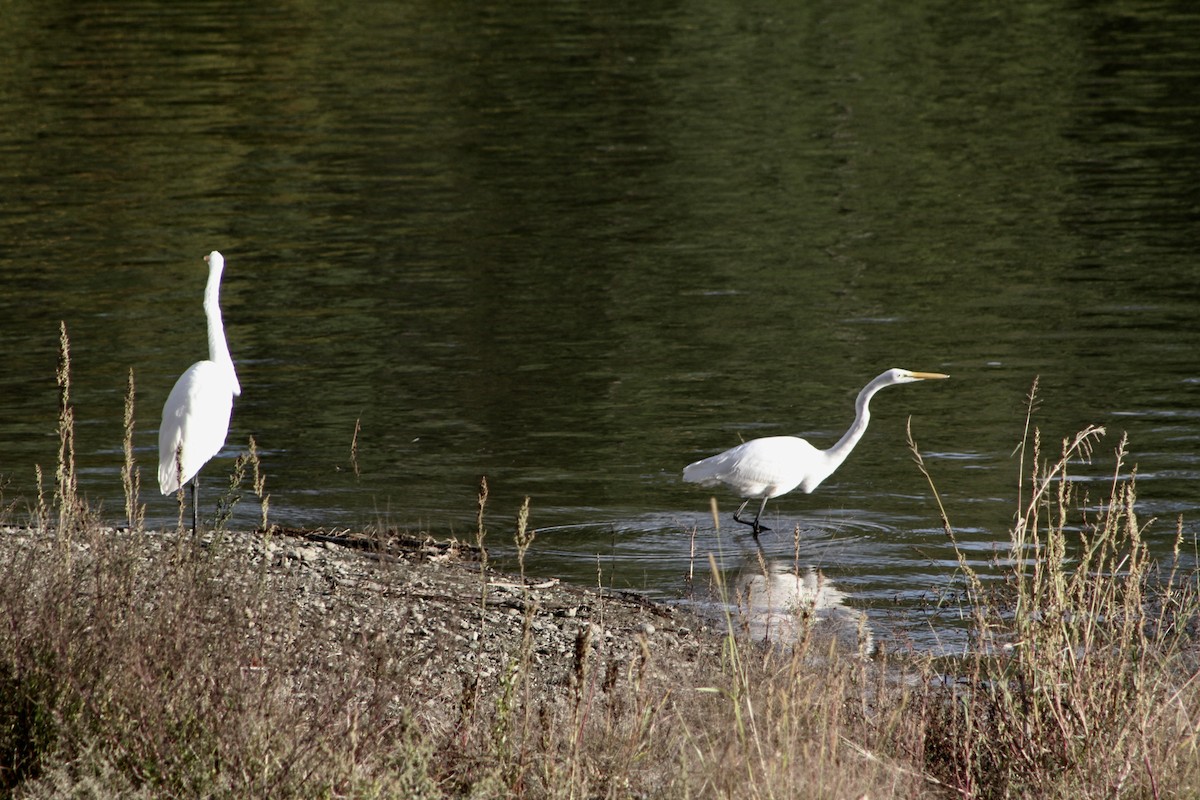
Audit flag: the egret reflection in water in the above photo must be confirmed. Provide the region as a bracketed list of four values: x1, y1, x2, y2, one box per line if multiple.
[734, 558, 874, 657]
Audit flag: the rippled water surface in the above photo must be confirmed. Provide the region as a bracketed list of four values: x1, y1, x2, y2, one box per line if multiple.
[2, 0, 1199, 650]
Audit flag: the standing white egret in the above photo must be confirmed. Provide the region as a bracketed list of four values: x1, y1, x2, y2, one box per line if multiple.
[158, 251, 241, 532]
[683, 368, 948, 536]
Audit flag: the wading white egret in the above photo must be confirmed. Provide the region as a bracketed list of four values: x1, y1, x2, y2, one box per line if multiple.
[683, 368, 948, 536]
[158, 251, 241, 532]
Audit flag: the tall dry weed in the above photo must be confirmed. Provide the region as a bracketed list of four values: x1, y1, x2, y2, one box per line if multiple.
[121, 367, 145, 533]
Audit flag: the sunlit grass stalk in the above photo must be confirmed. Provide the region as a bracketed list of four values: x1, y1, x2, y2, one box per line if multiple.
[247, 435, 269, 531]
[514, 496, 533, 584]
[173, 444, 186, 534]
[792, 522, 802, 578]
[34, 464, 49, 533]
[509, 495, 539, 793]
[215, 447, 249, 532]
[55, 321, 79, 537]
[121, 367, 145, 532]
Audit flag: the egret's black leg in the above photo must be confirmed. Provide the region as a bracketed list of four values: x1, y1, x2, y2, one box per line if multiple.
[190, 475, 200, 535]
[733, 497, 772, 537]
[751, 496, 769, 537]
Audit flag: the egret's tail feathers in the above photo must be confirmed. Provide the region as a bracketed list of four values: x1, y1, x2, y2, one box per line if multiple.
[682, 456, 726, 487]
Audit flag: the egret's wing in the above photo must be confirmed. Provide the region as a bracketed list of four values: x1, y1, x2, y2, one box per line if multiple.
[684, 436, 819, 498]
[158, 360, 236, 494]
[718, 437, 820, 496]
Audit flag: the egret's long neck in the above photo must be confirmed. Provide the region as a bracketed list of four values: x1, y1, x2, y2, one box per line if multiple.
[822, 375, 889, 469]
[203, 263, 241, 395]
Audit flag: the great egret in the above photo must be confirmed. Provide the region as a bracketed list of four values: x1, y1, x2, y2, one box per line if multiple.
[683, 368, 948, 536]
[158, 251, 241, 532]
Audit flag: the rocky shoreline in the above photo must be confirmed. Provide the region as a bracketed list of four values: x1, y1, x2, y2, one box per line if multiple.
[0, 524, 724, 738]
[248, 526, 720, 733]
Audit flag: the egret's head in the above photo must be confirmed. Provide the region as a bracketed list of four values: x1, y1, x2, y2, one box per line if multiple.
[204, 251, 224, 273]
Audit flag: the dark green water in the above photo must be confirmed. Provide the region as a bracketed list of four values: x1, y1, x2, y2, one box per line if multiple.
[2, 0, 1199, 649]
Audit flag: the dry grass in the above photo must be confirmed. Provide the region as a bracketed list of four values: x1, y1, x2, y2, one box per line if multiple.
[1, 335, 1198, 798]
[909, 381, 1200, 799]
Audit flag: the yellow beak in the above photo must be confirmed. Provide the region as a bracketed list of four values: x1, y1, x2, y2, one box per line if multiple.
[910, 371, 950, 380]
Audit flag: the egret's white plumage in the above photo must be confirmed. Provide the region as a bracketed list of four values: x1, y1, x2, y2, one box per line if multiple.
[158, 251, 240, 517]
[683, 368, 948, 535]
